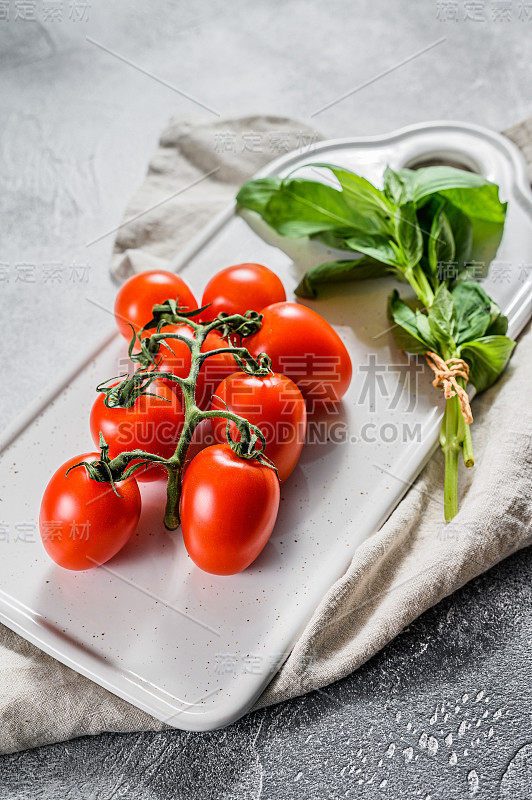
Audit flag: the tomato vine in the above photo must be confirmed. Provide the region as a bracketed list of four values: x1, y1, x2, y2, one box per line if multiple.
[71, 301, 277, 531]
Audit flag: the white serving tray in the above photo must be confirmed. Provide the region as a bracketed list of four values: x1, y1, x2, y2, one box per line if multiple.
[1, 122, 531, 732]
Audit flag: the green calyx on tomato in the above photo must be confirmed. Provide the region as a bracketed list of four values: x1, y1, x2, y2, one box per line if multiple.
[114, 271, 199, 339]
[68, 431, 169, 494]
[90, 379, 185, 484]
[211, 371, 307, 482]
[40, 452, 142, 571]
[95, 369, 173, 409]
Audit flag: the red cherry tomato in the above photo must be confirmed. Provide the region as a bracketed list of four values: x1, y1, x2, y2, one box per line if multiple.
[180, 444, 280, 575]
[39, 453, 141, 571]
[201, 263, 286, 320]
[246, 302, 352, 407]
[90, 379, 184, 482]
[143, 324, 239, 409]
[210, 372, 306, 482]
[114, 270, 197, 339]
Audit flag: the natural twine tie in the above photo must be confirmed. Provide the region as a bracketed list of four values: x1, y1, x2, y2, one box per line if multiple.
[425, 352, 473, 425]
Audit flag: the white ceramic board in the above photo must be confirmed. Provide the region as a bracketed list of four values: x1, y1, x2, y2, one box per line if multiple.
[1, 122, 531, 731]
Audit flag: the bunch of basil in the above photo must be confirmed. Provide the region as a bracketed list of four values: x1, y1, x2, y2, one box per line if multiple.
[236, 164, 516, 521]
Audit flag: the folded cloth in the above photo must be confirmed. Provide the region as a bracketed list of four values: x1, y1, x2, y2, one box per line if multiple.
[1, 116, 530, 754]
[110, 115, 322, 281]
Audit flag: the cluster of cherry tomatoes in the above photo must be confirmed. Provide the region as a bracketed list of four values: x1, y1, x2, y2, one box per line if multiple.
[39, 264, 352, 575]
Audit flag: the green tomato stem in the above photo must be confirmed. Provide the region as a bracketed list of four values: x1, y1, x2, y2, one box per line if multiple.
[439, 370, 474, 521]
[462, 417, 475, 468]
[441, 393, 460, 522]
[443, 445, 460, 522]
[406, 262, 434, 309]
[414, 266, 435, 308]
[163, 465, 182, 531]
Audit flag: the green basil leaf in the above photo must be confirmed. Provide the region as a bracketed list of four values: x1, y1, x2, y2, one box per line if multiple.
[438, 185, 507, 224]
[439, 185, 507, 277]
[383, 166, 416, 205]
[442, 202, 473, 273]
[394, 202, 423, 269]
[428, 207, 455, 279]
[344, 231, 402, 267]
[415, 310, 438, 349]
[388, 290, 435, 353]
[264, 178, 378, 237]
[418, 199, 473, 280]
[237, 166, 507, 315]
[469, 218, 506, 276]
[395, 166, 503, 206]
[236, 177, 283, 216]
[308, 163, 392, 217]
[486, 297, 509, 336]
[310, 229, 359, 251]
[294, 257, 391, 298]
[427, 283, 457, 349]
[459, 335, 516, 393]
[451, 280, 492, 343]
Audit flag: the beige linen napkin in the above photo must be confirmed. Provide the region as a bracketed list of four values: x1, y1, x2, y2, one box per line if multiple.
[1, 116, 530, 754]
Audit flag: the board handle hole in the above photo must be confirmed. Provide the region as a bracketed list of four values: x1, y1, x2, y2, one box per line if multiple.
[402, 151, 481, 174]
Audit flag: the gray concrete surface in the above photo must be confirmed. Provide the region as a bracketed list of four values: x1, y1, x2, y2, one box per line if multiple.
[1, 1, 531, 797]
[2, 547, 531, 799]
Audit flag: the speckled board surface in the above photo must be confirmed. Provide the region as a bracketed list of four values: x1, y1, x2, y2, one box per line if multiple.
[1, 546, 530, 799]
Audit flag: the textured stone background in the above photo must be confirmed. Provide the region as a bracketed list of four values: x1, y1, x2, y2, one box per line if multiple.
[2, 548, 531, 799]
[1, 1, 531, 796]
